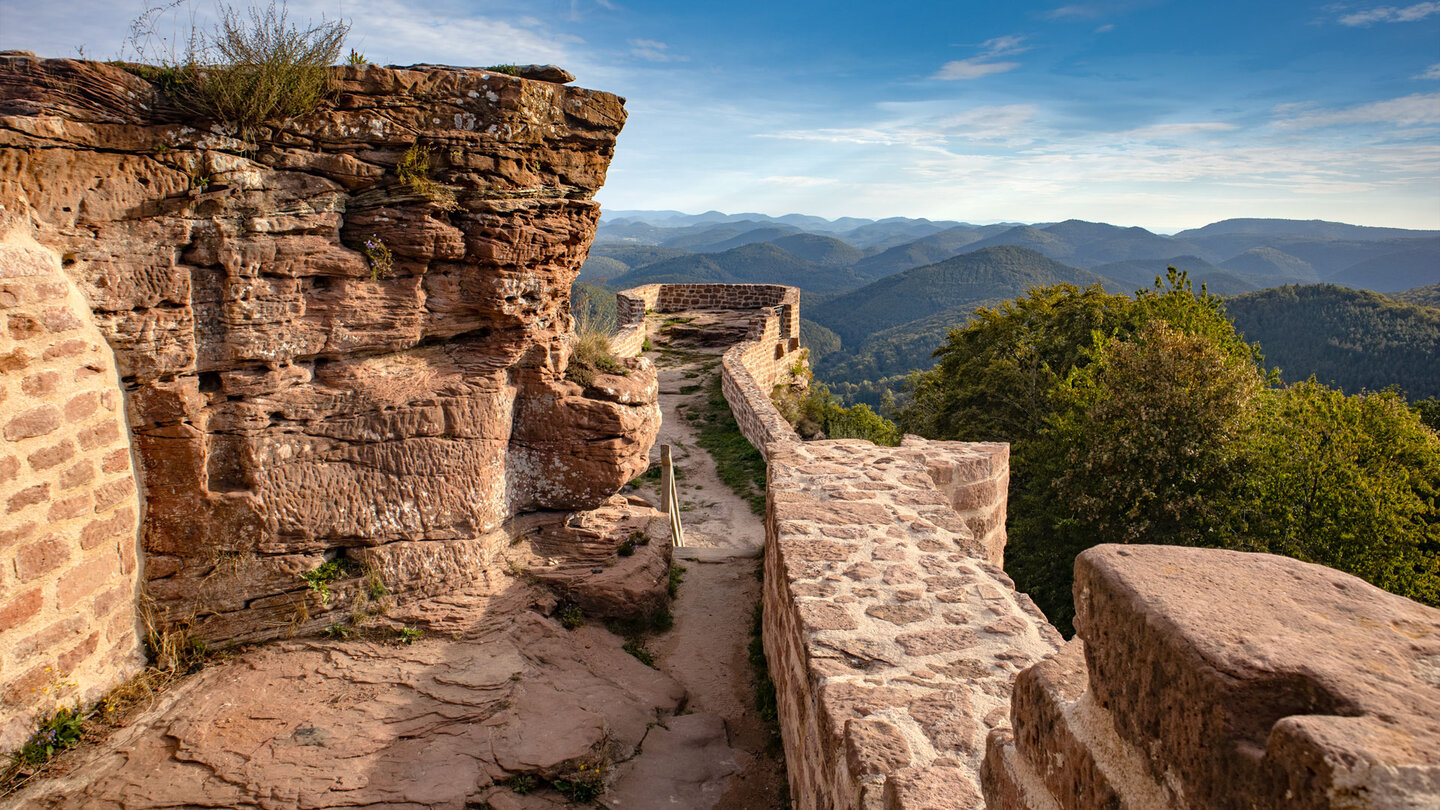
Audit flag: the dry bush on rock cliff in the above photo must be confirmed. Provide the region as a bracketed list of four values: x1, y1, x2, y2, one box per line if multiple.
[126, 1, 349, 137]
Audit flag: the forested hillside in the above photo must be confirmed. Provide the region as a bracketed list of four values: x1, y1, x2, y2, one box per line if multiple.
[1224, 285, 1440, 399]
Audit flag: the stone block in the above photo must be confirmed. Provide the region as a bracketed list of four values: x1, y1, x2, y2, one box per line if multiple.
[4, 404, 61, 440]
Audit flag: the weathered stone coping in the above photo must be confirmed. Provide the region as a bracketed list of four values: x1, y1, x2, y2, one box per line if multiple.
[762, 437, 1061, 809]
[984, 544, 1440, 809]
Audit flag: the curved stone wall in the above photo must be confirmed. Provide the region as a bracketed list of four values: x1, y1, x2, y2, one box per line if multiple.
[0, 205, 143, 749]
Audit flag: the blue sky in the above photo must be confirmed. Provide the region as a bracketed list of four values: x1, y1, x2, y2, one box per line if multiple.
[2, 0, 1438, 231]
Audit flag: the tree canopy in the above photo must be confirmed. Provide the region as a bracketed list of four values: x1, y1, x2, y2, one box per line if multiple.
[898, 270, 1440, 634]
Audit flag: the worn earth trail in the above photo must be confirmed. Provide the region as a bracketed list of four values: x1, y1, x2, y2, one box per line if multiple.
[606, 311, 787, 809]
[3, 309, 785, 810]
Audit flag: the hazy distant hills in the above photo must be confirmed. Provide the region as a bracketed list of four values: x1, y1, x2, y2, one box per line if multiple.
[587, 210, 1439, 401]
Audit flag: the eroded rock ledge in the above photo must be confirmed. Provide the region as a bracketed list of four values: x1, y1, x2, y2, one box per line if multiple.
[0, 53, 657, 644]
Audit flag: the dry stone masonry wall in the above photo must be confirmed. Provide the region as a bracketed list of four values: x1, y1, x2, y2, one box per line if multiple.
[0, 54, 657, 647]
[0, 206, 143, 750]
[619, 282, 1061, 807]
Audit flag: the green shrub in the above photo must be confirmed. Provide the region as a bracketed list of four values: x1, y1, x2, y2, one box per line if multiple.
[18, 706, 86, 766]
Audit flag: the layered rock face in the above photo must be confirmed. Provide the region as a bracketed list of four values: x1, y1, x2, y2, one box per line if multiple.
[0, 54, 656, 642]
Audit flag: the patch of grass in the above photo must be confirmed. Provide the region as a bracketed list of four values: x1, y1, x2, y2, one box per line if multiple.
[363, 234, 393, 279]
[667, 563, 687, 598]
[485, 63, 523, 76]
[393, 625, 423, 645]
[552, 760, 607, 803]
[301, 557, 361, 606]
[559, 604, 585, 630]
[396, 142, 457, 209]
[508, 773, 536, 793]
[567, 327, 626, 388]
[679, 384, 700, 395]
[622, 638, 655, 667]
[641, 337, 653, 352]
[749, 602, 781, 738]
[617, 539, 635, 557]
[690, 376, 767, 515]
[346, 48, 367, 65]
[16, 706, 85, 767]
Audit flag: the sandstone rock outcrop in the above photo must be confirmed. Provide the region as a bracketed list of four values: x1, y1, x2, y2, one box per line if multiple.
[0, 53, 657, 644]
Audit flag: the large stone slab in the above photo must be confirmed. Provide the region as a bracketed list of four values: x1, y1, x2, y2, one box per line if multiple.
[1074, 544, 1440, 809]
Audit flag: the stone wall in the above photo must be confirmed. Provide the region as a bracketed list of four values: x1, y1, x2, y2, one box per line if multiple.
[0, 205, 143, 750]
[617, 282, 1052, 808]
[983, 545, 1440, 810]
[0, 54, 657, 645]
[614, 282, 803, 457]
[763, 438, 1061, 810]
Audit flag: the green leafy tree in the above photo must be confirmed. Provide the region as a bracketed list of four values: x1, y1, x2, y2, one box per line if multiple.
[899, 270, 1438, 634]
[1239, 382, 1440, 605]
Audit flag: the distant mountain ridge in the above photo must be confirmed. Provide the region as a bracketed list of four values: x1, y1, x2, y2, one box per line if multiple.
[586, 210, 1439, 404]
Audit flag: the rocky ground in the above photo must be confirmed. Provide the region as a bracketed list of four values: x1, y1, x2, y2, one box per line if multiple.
[3, 309, 785, 810]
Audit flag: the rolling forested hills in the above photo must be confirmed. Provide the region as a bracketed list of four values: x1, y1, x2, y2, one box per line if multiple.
[584, 211, 1439, 404]
[1223, 285, 1440, 399]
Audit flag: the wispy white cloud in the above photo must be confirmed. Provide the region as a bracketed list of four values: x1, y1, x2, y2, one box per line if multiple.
[629, 38, 688, 62]
[1337, 2, 1440, 25]
[1417, 63, 1440, 79]
[1274, 92, 1440, 129]
[1095, 23, 1117, 32]
[1044, 4, 1102, 19]
[762, 104, 1041, 148]
[760, 175, 838, 188]
[933, 35, 1028, 81]
[1121, 122, 1238, 137]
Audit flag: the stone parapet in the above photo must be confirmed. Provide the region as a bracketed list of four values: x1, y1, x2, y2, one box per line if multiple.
[763, 438, 1060, 810]
[614, 283, 804, 459]
[984, 544, 1440, 809]
[0, 205, 143, 749]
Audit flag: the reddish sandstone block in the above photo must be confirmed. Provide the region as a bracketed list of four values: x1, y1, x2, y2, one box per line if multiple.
[33, 281, 68, 301]
[14, 534, 70, 581]
[119, 535, 137, 574]
[0, 282, 23, 306]
[101, 448, 130, 474]
[7, 482, 49, 513]
[57, 631, 101, 672]
[10, 614, 85, 663]
[4, 404, 62, 440]
[48, 492, 90, 521]
[73, 362, 103, 382]
[6, 312, 43, 340]
[0, 453, 18, 480]
[106, 610, 135, 643]
[42, 306, 84, 333]
[0, 587, 43, 632]
[64, 390, 101, 422]
[27, 438, 75, 471]
[92, 584, 128, 619]
[42, 338, 89, 360]
[81, 507, 134, 550]
[76, 420, 119, 450]
[0, 520, 34, 552]
[0, 663, 49, 708]
[57, 555, 118, 609]
[59, 459, 95, 490]
[92, 478, 134, 511]
[20, 369, 61, 397]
